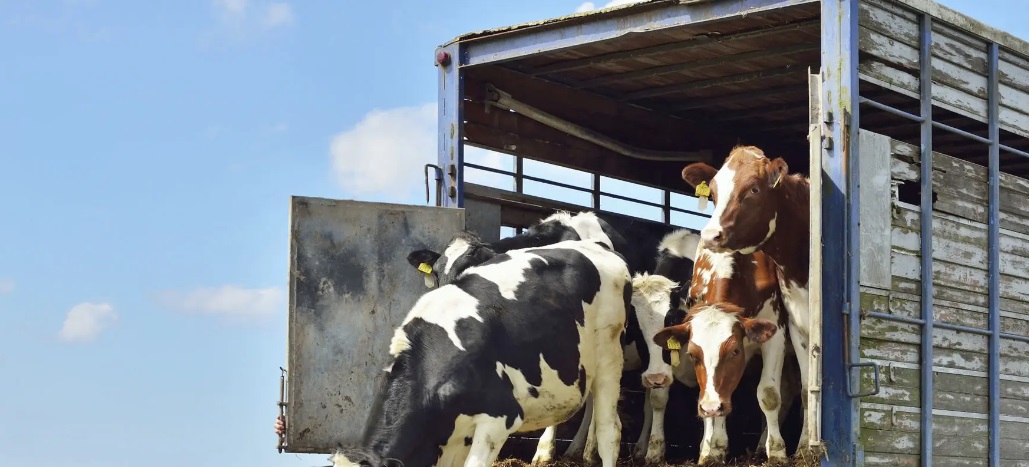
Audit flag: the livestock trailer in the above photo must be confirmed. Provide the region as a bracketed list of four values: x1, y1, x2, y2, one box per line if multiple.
[278, 0, 1029, 465]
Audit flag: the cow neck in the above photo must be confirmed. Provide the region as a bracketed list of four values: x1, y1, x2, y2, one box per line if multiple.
[358, 373, 438, 466]
[760, 174, 810, 289]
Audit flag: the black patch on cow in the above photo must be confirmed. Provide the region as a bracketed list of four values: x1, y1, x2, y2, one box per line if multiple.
[464, 437, 472, 446]
[528, 387, 539, 398]
[352, 245, 611, 467]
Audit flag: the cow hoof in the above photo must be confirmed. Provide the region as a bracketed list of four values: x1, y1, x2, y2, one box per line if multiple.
[530, 453, 552, 465]
[698, 454, 726, 466]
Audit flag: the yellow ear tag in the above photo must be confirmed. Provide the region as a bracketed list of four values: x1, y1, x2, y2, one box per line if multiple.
[666, 336, 682, 350]
[670, 351, 680, 367]
[418, 263, 433, 275]
[695, 181, 710, 211]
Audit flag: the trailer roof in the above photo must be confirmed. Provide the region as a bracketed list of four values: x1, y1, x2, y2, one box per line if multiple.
[444, 0, 1029, 59]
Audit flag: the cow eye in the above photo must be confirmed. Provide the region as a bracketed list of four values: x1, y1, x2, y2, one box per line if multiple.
[750, 186, 759, 194]
[731, 348, 741, 357]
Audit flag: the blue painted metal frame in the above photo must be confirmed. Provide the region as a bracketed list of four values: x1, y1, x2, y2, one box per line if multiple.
[917, 13, 935, 467]
[987, 42, 1001, 467]
[458, 0, 817, 67]
[436, 43, 465, 208]
[819, 0, 860, 464]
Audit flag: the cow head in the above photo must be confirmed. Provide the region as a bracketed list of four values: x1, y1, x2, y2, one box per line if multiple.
[406, 231, 497, 288]
[630, 273, 681, 389]
[653, 302, 777, 417]
[681, 145, 788, 255]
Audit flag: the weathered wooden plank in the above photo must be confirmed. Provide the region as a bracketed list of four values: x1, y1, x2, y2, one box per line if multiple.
[890, 205, 1029, 271]
[1002, 436, 1029, 461]
[999, 50, 1029, 96]
[859, 0, 918, 47]
[1002, 397, 1029, 419]
[890, 139, 1029, 197]
[861, 402, 1029, 438]
[861, 336, 1029, 376]
[859, 25, 988, 100]
[1003, 379, 1029, 401]
[863, 453, 920, 467]
[932, 21, 989, 75]
[891, 275, 1029, 320]
[860, 428, 988, 457]
[860, 130, 894, 289]
[891, 251, 1029, 317]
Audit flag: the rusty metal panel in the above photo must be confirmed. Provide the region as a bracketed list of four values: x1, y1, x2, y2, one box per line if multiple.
[284, 197, 466, 453]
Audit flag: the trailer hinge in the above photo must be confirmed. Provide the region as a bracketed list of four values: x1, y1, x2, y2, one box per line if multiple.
[847, 361, 881, 398]
[277, 367, 288, 453]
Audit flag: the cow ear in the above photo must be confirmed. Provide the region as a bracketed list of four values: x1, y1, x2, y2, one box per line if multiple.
[653, 323, 691, 350]
[407, 249, 440, 270]
[742, 318, 778, 344]
[767, 157, 789, 188]
[681, 163, 717, 189]
[383, 458, 404, 467]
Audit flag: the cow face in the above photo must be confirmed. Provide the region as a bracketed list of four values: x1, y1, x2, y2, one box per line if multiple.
[407, 231, 497, 288]
[653, 303, 777, 417]
[629, 273, 680, 389]
[681, 146, 788, 255]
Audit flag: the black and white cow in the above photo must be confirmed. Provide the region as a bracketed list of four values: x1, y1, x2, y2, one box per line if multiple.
[406, 211, 678, 463]
[328, 235, 632, 467]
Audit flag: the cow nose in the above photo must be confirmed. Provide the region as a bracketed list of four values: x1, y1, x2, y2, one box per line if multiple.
[700, 228, 723, 247]
[644, 373, 671, 389]
[700, 401, 724, 417]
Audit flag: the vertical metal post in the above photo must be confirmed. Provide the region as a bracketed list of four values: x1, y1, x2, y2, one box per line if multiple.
[436, 43, 465, 208]
[917, 13, 935, 467]
[844, 0, 863, 463]
[819, 0, 859, 463]
[592, 173, 601, 210]
[515, 156, 524, 194]
[663, 190, 672, 224]
[986, 42, 1001, 467]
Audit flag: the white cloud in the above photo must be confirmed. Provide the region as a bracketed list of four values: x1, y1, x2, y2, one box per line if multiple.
[156, 285, 284, 321]
[329, 103, 515, 203]
[0, 279, 13, 295]
[59, 302, 117, 343]
[211, 0, 292, 34]
[575, 0, 645, 13]
[263, 3, 294, 29]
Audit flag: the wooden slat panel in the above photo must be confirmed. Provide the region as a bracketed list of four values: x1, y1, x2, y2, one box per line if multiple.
[860, 129, 894, 289]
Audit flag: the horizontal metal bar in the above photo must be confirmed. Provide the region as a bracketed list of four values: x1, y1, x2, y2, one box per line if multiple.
[457, 0, 818, 68]
[579, 42, 818, 88]
[1000, 144, 1029, 160]
[668, 204, 711, 218]
[931, 121, 992, 145]
[623, 67, 800, 101]
[1000, 332, 1029, 344]
[934, 321, 992, 336]
[858, 97, 924, 122]
[865, 311, 924, 326]
[465, 163, 516, 177]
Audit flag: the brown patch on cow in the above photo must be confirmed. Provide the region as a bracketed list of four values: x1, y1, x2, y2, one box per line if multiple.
[760, 385, 781, 411]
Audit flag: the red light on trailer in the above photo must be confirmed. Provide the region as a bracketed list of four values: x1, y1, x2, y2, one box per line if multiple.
[436, 51, 451, 67]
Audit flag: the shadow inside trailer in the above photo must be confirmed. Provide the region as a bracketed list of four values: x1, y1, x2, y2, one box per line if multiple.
[497, 356, 805, 466]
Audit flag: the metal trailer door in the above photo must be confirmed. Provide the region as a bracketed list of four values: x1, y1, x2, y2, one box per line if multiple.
[280, 196, 467, 453]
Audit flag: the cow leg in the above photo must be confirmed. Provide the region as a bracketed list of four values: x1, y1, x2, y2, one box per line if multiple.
[698, 416, 728, 465]
[464, 416, 516, 467]
[643, 385, 669, 464]
[564, 398, 592, 459]
[633, 388, 653, 460]
[531, 426, 557, 464]
[590, 333, 624, 467]
[757, 330, 787, 462]
[789, 321, 811, 449]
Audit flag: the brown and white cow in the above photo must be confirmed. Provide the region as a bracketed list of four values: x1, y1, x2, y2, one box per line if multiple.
[679, 144, 813, 449]
[643, 241, 792, 464]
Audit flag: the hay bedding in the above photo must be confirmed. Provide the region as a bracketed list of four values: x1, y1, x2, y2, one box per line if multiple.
[491, 446, 825, 467]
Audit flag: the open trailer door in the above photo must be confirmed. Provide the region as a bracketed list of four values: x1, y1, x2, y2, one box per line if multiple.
[278, 196, 469, 454]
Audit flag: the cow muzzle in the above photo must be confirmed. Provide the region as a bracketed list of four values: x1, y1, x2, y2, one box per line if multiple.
[699, 399, 728, 417]
[642, 372, 672, 389]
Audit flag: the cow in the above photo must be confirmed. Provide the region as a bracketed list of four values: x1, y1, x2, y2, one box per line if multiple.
[626, 228, 702, 464]
[326, 235, 632, 467]
[679, 144, 813, 452]
[406, 210, 678, 464]
[634, 224, 797, 464]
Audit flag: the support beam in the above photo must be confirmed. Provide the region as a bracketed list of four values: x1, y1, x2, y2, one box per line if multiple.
[573, 32, 819, 87]
[622, 66, 802, 101]
[456, 0, 819, 68]
[436, 43, 464, 207]
[819, 0, 860, 464]
[917, 14, 935, 467]
[987, 41, 1001, 467]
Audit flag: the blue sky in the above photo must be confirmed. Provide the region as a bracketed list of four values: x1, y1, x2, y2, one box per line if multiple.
[0, 0, 1023, 466]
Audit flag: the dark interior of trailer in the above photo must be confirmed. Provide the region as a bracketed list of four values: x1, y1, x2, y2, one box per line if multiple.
[454, 2, 823, 463]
